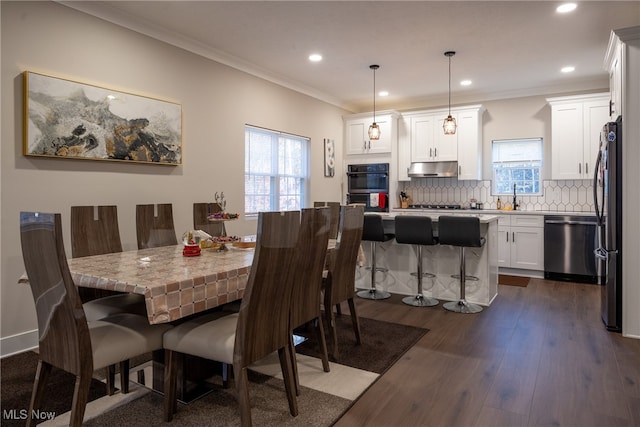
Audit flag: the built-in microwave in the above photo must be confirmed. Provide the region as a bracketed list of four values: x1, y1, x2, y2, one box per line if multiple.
[346, 163, 389, 212]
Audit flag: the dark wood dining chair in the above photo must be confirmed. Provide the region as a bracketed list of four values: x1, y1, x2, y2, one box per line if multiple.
[20, 212, 172, 427]
[136, 203, 178, 249]
[289, 207, 331, 395]
[71, 205, 146, 320]
[323, 205, 365, 358]
[193, 202, 226, 237]
[163, 211, 301, 426]
[313, 201, 340, 239]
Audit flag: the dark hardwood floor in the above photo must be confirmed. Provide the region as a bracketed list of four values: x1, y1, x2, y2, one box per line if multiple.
[335, 279, 640, 427]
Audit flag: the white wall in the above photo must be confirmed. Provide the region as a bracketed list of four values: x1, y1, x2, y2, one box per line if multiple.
[1, 1, 347, 355]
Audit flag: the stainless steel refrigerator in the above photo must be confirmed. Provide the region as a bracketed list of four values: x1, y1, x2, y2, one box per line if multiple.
[593, 116, 623, 332]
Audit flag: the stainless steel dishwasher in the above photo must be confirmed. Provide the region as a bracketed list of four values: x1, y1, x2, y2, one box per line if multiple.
[544, 215, 600, 284]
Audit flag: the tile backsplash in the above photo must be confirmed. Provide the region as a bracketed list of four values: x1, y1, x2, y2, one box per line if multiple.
[400, 178, 594, 212]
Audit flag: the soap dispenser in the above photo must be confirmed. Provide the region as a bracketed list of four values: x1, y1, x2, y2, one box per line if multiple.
[496, 197, 502, 210]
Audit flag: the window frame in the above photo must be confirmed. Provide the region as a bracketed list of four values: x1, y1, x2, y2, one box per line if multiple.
[244, 125, 310, 216]
[491, 137, 544, 197]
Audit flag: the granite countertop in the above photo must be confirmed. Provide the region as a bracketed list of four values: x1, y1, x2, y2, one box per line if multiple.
[377, 211, 500, 223]
[392, 208, 595, 217]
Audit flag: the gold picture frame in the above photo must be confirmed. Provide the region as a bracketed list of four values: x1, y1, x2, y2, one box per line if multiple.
[23, 71, 182, 165]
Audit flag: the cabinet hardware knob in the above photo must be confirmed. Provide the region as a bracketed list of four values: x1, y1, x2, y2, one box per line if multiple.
[585, 163, 588, 174]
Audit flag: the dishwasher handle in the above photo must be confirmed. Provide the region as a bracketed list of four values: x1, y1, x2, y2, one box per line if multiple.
[544, 219, 596, 226]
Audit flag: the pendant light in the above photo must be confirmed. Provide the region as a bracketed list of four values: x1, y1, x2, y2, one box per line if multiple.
[368, 64, 381, 140]
[443, 51, 457, 135]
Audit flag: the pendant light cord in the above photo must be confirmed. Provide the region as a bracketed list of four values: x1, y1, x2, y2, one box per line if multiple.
[372, 66, 376, 123]
[448, 54, 451, 115]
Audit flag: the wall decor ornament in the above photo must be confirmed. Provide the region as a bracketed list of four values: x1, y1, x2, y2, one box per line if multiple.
[324, 138, 335, 177]
[23, 71, 182, 165]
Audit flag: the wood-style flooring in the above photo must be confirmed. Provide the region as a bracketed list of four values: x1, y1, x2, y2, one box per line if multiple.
[335, 279, 640, 427]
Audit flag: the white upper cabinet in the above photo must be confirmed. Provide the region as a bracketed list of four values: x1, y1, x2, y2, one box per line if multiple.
[345, 112, 397, 155]
[410, 112, 457, 162]
[456, 106, 485, 180]
[606, 39, 623, 120]
[547, 94, 609, 180]
[399, 105, 484, 181]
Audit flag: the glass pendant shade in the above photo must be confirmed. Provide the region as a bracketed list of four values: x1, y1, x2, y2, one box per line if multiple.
[368, 122, 381, 140]
[443, 115, 457, 134]
[443, 51, 457, 135]
[369, 64, 381, 140]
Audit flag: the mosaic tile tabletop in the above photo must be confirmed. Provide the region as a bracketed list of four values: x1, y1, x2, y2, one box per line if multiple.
[68, 245, 253, 324]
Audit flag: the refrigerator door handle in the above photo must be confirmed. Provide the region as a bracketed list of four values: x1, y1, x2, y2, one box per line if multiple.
[593, 146, 604, 226]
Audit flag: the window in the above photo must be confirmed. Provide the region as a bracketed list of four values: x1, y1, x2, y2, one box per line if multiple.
[492, 138, 543, 196]
[245, 125, 309, 215]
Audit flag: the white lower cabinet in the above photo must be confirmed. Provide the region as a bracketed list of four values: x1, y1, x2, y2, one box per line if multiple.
[497, 214, 544, 271]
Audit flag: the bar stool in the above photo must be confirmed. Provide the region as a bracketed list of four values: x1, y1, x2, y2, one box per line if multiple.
[357, 214, 394, 300]
[438, 216, 485, 313]
[394, 216, 439, 307]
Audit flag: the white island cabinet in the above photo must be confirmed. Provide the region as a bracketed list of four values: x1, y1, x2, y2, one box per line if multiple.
[355, 213, 499, 307]
[497, 214, 544, 272]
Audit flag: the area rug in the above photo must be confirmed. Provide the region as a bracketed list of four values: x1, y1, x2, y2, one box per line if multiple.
[1, 318, 426, 426]
[83, 370, 350, 427]
[295, 315, 429, 374]
[0, 351, 108, 427]
[499, 274, 530, 287]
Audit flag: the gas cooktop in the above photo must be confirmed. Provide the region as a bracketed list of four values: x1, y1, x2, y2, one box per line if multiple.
[408, 204, 462, 209]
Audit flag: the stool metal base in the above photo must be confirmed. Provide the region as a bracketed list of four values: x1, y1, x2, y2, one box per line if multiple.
[402, 295, 438, 307]
[443, 299, 483, 314]
[357, 289, 391, 300]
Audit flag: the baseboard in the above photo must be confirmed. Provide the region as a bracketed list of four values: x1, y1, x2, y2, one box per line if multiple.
[1, 329, 38, 358]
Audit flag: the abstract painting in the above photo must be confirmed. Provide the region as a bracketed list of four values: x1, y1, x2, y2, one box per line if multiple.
[23, 71, 182, 165]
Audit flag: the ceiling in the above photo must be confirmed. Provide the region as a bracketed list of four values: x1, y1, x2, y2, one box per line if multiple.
[61, 1, 640, 112]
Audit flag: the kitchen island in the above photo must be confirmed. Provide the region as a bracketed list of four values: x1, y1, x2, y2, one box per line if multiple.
[357, 212, 499, 306]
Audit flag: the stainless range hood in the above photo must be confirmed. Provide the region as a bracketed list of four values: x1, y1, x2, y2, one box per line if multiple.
[408, 161, 458, 178]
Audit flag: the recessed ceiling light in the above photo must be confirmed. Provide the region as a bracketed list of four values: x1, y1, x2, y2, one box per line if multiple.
[561, 66, 575, 73]
[378, 90, 389, 97]
[460, 80, 472, 86]
[308, 53, 322, 62]
[557, 3, 577, 13]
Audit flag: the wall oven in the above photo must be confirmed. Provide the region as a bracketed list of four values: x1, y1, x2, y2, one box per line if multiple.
[346, 163, 389, 212]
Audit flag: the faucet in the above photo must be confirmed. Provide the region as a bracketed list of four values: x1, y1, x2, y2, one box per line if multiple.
[513, 184, 519, 210]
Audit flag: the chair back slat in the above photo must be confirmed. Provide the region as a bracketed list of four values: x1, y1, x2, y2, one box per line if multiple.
[71, 205, 123, 258]
[325, 205, 364, 306]
[136, 204, 178, 249]
[313, 202, 340, 239]
[20, 212, 91, 376]
[193, 202, 226, 237]
[289, 208, 331, 329]
[234, 211, 300, 366]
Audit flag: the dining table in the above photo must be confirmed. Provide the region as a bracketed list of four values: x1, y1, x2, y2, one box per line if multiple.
[68, 243, 255, 325]
[65, 238, 340, 325]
